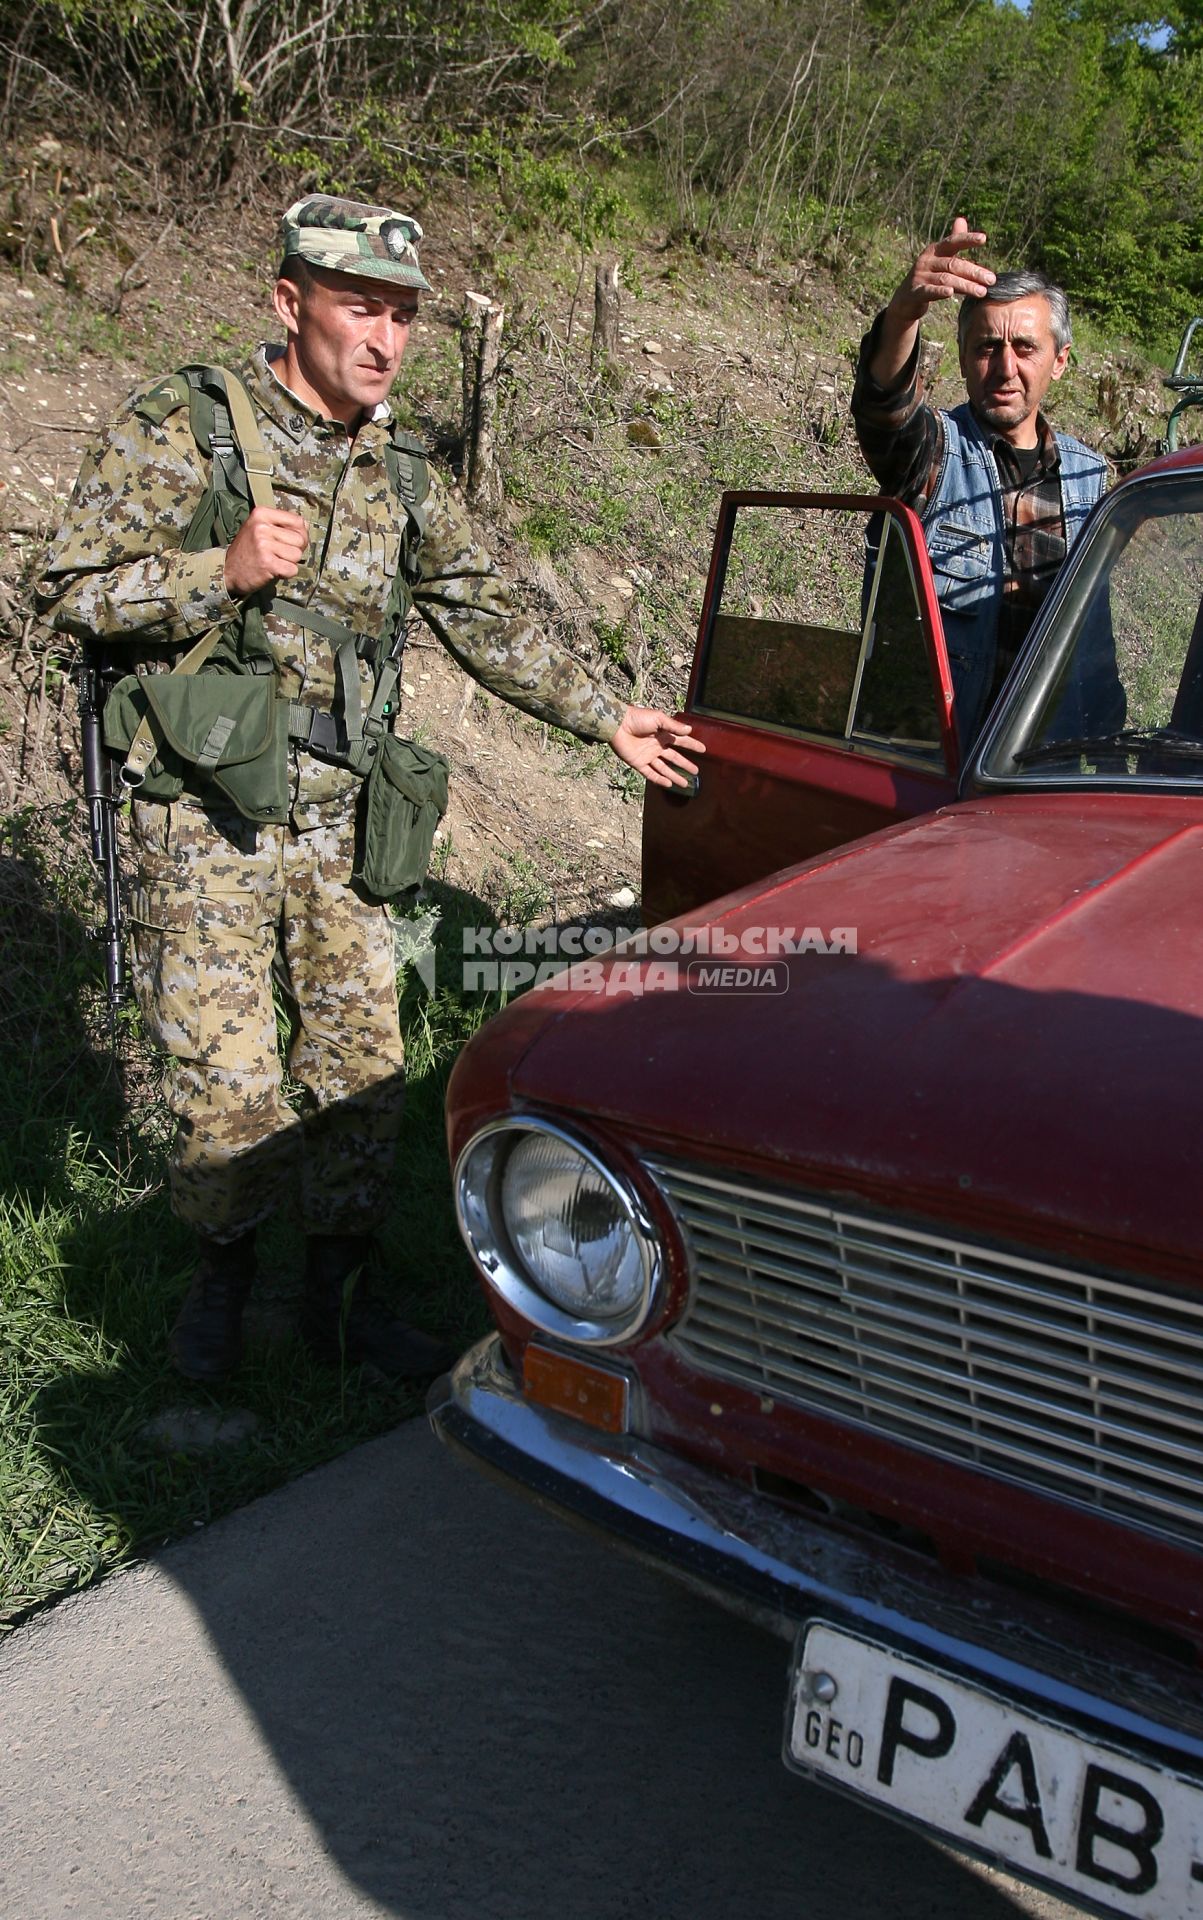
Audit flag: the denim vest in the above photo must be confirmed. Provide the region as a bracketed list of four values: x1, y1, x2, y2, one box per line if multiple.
[923, 404, 1107, 745]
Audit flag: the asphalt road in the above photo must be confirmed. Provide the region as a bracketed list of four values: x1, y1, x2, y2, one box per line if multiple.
[0, 1416, 1079, 1920]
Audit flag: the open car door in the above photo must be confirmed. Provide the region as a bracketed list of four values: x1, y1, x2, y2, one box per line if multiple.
[642, 491, 961, 924]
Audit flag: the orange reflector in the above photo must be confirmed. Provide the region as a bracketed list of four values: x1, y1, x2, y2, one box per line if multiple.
[522, 1344, 630, 1434]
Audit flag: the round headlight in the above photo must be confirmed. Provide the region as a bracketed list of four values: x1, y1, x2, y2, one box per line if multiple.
[455, 1119, 660, 1345]
[501, 1132, 644, 1320]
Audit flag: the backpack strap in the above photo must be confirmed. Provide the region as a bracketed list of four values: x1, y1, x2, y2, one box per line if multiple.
[214, 369, 275, 511]
[134, 364, 275, 538]
[384, 426, 430, 532]
[378, 426, 429, 649]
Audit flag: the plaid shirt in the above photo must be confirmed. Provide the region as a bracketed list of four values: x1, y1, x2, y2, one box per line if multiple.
[852, 316, 1069, 692]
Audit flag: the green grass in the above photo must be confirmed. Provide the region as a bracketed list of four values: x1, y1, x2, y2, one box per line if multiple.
[0, 805, 512, 1625]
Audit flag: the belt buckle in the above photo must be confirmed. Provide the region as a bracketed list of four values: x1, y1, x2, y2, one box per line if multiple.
[305, 708, 344, 763]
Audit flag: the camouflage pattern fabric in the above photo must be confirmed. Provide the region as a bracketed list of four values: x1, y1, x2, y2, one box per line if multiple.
[39, 345, 625, 830]
[38, 344, 626, 1236]
[127, 789, 404, 1238]
[279, 195, 432, 291]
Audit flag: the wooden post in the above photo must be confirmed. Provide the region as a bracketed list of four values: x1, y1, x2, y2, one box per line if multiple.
[461, 290, 505, 512]
[591, 259, 620, 368]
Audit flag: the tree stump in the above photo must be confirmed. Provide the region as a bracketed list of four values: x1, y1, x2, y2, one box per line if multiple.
[461, 290, 505, 513]
[591, 259, 621, 369]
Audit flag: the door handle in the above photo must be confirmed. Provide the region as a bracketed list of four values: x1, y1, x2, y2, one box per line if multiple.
[666, 769, 700, 801]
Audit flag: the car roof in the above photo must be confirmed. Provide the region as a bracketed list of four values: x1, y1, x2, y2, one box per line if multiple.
[1113, 443, 1203, 488]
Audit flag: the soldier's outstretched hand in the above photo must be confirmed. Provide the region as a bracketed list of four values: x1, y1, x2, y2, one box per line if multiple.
[610, 706, 706, 789]
[224, 507, 309, 597]
[888, 216, 996, 329]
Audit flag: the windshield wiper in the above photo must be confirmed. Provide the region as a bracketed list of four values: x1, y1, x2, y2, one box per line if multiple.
[1013, 727, 1203, 766]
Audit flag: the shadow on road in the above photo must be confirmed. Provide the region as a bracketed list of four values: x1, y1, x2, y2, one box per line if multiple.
[141, 1423, 1058, 1920]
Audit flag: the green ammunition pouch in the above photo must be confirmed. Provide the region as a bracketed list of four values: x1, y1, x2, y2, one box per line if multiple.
[103, 667, 449, 892]
[103, 667, 290, 824]
[354, 733, 450, 898]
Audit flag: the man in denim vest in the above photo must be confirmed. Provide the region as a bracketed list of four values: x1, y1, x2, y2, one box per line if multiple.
[852, 216, 1109, 748]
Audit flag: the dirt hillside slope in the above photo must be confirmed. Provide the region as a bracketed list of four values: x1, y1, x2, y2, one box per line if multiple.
[0, 150, 1170, 920]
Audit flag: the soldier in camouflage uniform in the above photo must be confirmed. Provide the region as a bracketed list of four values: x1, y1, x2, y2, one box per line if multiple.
[39, 195, 701, 1382]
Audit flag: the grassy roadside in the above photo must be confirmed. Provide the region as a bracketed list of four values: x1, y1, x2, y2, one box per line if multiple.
[0, 805, 508, 1625]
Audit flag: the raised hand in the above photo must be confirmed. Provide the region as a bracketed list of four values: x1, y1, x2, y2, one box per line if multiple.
[888, 216, 996, 326]
[871, 217, 996, 388]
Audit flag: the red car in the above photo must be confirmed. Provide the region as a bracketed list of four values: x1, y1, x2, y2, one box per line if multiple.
[429, 454, 1203, 1920]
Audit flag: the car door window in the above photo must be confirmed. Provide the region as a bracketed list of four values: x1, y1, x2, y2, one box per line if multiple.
[977, 475, 1203, 783]
[695, 502, 944, 762]
[1107, 501, 1203, 731]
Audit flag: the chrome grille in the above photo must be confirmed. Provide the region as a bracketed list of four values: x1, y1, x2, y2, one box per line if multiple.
[650, 1158, 1203, 1552]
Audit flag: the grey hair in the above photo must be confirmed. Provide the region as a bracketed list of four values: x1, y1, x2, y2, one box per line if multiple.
[957, 270, 1072, 354]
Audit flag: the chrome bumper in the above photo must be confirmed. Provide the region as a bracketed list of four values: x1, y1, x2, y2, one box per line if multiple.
[429, 1335, 1203, 1766]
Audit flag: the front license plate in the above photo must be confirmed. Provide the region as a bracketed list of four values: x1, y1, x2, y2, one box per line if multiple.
[786, 1621, 1203, 1919]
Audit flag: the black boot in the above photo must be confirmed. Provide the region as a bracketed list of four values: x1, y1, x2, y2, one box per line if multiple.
[168, 1228, 257, 1381]
[301, 1234, 457, 1379]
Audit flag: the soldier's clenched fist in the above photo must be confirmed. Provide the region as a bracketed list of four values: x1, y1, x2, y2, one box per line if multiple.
[223, 506, 309, 596]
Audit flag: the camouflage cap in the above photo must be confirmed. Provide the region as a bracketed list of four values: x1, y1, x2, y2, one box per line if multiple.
[279, 195, 432, 292]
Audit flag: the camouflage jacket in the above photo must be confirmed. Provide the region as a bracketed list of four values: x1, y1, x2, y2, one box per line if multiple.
[38, 344, 626, 818]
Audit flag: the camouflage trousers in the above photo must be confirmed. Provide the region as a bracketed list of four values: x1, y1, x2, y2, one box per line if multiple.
[126, 789, 404, 1241]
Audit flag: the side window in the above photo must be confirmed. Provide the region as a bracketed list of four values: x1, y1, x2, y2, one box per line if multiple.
[856, 514, 944, 752]
[695, 502, 943, 761]
[1106, 510, 1203, 729]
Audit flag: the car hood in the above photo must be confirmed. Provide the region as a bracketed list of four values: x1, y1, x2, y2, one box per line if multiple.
[510, 795, 1203, 1282]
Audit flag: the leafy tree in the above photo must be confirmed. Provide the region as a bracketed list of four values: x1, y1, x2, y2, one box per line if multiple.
[4, 0, 1203, 350]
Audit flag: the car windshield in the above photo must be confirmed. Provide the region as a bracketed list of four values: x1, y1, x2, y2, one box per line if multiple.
[979, 473, 1203, 784]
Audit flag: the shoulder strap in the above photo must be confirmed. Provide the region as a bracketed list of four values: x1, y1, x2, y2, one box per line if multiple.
[130, 364, 278, 565]
[134, 364, 274, 504]
[385, 426, 430, 541]
[212, 368, 276, 512]
[180, 364, 275, 513]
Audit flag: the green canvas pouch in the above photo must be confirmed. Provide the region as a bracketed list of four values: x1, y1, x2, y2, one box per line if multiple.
[355, 733, 450, 898]
[104, 673, 289, 824]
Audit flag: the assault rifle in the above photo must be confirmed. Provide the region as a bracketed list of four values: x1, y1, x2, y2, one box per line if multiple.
[77, 643, 128, 1016]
